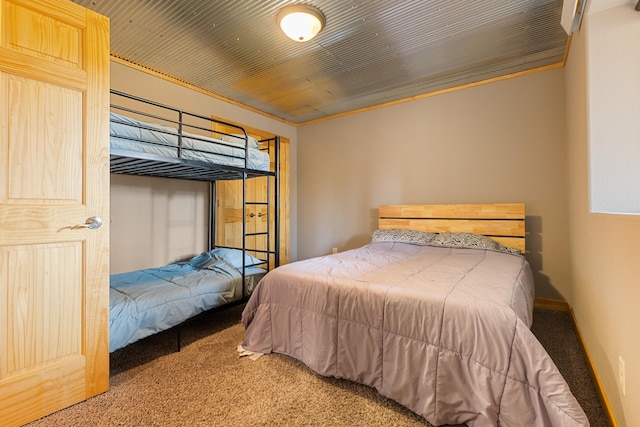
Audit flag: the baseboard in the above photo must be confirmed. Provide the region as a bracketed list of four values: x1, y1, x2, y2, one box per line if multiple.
[533, 297, 570, 311]
[535, 298, 617, 426]
[568, 308, 618, 427]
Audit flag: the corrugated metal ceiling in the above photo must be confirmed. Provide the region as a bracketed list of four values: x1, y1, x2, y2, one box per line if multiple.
[72, 0, 568, 124]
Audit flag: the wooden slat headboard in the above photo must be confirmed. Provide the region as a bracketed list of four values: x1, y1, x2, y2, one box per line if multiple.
[378, 203, 526, 253]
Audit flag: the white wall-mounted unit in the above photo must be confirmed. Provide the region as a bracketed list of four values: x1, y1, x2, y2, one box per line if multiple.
[561, 0, 588, 34]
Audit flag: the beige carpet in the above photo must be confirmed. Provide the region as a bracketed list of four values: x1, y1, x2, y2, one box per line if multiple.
[26, 305, 606, 426]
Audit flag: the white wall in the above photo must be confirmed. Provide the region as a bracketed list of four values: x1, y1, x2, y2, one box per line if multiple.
[110, 174, 209, 274]
[566, 2, 640, 425]
[298, 69, 571, 300]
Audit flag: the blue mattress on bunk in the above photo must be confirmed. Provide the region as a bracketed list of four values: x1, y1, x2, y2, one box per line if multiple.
[110, 112, 271, 171]
[109, 248, 266, 352]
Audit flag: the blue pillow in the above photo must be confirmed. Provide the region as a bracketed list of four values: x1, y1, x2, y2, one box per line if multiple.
[188, 251, 215, 269]
[188, 248, 263, 270]
[210, 248, 263, 269]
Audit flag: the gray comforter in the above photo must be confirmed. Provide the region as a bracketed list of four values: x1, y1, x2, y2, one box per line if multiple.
[241, 242, 589, 426]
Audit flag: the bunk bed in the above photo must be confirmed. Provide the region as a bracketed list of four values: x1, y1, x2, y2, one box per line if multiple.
[241, 204, 589, 426]
[109, 90, 279, 352]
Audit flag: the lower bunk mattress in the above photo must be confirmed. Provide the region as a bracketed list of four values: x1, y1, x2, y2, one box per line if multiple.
[110, 248, 265, 352]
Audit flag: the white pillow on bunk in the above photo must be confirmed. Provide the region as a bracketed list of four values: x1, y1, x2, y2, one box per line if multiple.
[188, 248, 263, 270]
[219, 133, 260, 149]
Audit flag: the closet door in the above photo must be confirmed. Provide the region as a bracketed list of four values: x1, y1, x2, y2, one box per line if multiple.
[0, 0, 110, 425]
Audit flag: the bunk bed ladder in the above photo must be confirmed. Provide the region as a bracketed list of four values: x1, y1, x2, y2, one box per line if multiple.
[240, 135, 280, 299]
[242, 169, 247, 299]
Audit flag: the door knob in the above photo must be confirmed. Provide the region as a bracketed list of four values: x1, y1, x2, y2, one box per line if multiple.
[72, 216, 103, 230]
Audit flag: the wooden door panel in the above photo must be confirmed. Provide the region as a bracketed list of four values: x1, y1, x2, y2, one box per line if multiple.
[0, 243, 83, 374]
[0, 358, 86, 424]
[3, 75, 83, 202]
[0, 205, 88, 244]
[215, 180, 243, 248]
[6, 0, 84, 67]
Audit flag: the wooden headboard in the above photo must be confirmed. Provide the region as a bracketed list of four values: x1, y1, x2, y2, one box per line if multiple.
[378, 203, 526, 253]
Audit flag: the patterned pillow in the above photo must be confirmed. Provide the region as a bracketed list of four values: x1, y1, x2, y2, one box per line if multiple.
[499, 245, 522, 255]
[371, 229, 437, 245]
[431, 232, 500, 250]
[430, 232, 522, 255]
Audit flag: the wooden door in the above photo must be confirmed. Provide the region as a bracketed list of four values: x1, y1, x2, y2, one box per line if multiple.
[0, 0, 110, 425]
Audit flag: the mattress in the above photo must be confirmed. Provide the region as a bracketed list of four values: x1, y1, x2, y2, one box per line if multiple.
[109, 112, 271, 171]
[241, 241, 588, 426]
[110, 255, 266, 352]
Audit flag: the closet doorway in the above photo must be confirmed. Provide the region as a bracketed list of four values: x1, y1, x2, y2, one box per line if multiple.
[211, 120, 290, 268]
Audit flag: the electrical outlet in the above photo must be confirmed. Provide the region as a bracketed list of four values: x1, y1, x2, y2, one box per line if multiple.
[618, 355, 626, 396]
[332, 247, 338, 254]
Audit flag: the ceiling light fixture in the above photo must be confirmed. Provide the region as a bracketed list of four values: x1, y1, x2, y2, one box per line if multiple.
[277, 4, 325, 42]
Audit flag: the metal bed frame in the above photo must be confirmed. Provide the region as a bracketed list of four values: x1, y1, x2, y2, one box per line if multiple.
[109, 89, 280, 300]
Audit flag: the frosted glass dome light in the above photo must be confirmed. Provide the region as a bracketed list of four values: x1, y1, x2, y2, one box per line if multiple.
[277, 4, 325, 42]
